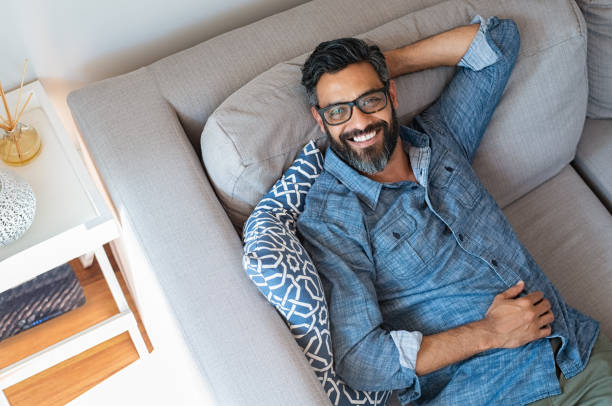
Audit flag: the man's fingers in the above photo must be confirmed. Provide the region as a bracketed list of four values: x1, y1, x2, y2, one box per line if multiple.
[501, 280, 525, 299]
[523, 290, 545, 304]
[538, 325, 552, 338]
[534, 298, 551, 316]
[538, 311, 554, 327]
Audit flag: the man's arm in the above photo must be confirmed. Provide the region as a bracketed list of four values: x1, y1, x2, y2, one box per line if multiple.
[415, 280, 553, 376]
[298, 215, 423, 395]
[386, 16, 521, 162]
[385, 23, 480, 77]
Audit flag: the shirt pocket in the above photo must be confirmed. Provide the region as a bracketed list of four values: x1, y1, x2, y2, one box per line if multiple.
[371, 210, 428, 291]
[430, 150, 482, 209]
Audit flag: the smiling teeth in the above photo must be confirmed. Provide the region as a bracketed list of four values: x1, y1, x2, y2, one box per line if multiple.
[353, 131, 376, 143]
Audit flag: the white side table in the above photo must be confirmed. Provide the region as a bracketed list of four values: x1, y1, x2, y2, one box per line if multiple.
[0, 81, 148, 405]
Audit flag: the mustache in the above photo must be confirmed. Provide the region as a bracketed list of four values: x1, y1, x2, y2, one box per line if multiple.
[340, 120, 388, 142]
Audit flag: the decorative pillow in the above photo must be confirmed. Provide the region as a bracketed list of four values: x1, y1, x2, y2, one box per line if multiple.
[575, 0, 612, 118]
[242, 141, 392, 406]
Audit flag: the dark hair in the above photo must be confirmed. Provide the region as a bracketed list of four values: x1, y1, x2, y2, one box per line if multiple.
[301, 38, 389, 107]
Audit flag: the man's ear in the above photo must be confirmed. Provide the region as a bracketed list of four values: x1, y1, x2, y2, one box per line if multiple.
[388, 79, 399, 109]
[311, 106, 326, 133]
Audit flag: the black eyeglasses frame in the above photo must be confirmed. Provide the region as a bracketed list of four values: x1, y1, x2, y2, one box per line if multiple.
[316, 84, 389, 126]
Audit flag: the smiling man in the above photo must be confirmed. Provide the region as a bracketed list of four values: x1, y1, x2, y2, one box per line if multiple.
[297, 16, 612, 406]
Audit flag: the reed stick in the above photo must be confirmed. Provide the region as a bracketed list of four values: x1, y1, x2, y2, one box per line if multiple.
[0, 81, 13, 127]
[13, 59, 28, 126]
[14, 131, 23, 159]
[13, 93, 33, 125]
[0, 122, 10, 131]
[7, 129, 24, 158]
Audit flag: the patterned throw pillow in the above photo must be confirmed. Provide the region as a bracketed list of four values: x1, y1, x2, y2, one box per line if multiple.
[242, 141, 392, 406]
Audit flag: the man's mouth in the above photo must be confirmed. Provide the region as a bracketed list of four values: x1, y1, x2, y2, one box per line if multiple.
[346, 128, 381, 148]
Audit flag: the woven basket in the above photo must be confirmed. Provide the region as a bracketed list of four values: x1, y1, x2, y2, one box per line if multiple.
[0, 263, 86, 341]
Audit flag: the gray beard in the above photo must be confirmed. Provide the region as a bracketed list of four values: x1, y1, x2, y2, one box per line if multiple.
[327, 108, 399, 175]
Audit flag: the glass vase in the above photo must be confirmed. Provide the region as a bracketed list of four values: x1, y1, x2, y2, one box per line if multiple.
[0, 122, 42, 166]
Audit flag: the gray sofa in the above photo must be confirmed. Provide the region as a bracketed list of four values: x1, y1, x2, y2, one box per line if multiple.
[67, 0, 612, 405]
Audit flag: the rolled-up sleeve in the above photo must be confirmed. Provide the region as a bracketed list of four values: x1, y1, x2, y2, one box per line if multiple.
[390, 330, 423, 370]
[297, 215, 422, 402]
[458, 15, 500, 71]
[416, 15, 520, 162]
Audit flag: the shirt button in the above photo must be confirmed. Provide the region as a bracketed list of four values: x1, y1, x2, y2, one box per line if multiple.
[443, 227, 451, 235]
[393, 231, 401, 239]
[411, 185, 419, 190]
[445, 166, 454, 172]
[458, 234, 464, 242]
[492, 259, 498, 267]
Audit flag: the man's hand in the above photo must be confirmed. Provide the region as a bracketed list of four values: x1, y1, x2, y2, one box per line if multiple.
[479, 280, 554, 349]
[415, 281, 553, 376]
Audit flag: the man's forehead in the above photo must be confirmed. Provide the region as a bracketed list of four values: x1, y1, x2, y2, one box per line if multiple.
[316, 62, 384, 107]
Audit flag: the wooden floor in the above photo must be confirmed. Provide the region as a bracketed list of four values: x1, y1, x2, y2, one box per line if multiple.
[0, 245, 153, 406]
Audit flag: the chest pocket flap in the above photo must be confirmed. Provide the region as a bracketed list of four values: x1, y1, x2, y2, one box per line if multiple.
[371, 210, 417, 254]
[430, 150, 482, 208]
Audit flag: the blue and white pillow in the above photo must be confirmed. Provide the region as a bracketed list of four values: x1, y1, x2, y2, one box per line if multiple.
[243, 141, 392, 406]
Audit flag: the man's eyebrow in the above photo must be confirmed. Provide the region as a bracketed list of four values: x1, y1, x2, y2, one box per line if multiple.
[322, 86, 382, 108]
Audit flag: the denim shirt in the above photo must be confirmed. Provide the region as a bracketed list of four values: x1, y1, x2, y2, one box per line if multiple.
[297, 16, 599, 405]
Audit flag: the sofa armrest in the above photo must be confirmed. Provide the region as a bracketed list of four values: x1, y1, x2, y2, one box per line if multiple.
[573, 118, 612, 211]
[67, 68, 331, 406]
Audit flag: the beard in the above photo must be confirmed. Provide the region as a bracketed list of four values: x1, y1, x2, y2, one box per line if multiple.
[326, 107, 399, 175]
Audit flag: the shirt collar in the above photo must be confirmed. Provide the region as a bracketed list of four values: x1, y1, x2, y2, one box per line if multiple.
[323, 125, 430, 210]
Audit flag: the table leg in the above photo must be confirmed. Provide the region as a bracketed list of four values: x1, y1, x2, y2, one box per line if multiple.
[0, 390, 9, 406]
[93, 246, 148, 358]
[79, 252, 95, 268]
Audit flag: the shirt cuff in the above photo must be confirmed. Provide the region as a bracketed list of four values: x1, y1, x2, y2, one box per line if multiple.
[457, 15, 500, 71]
[390, 330, 423, 370]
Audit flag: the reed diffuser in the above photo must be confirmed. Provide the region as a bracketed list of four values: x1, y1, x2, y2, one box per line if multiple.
[0, 60, 41, 166]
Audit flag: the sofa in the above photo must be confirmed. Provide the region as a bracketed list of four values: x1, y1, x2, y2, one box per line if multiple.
[66, 0, 612, 405]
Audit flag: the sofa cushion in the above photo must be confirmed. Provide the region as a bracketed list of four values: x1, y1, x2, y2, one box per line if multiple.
[576, 0, 612, 118]
[202, 0, 588, 229]
[503, 165, 612, 339]
[243, 141, 393, 406]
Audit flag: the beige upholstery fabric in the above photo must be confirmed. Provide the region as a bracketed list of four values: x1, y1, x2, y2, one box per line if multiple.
[575, 0, 612, 118]
[503, 165, 612, 339]
[202, 0, 588, 229]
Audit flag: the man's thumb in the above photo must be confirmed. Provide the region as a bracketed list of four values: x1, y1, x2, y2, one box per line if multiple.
[501, 280, 524, 299]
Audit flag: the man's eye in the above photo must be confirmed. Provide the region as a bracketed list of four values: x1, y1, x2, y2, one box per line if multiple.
[329, 106, 347, 117]
[362, 96, 382, 106]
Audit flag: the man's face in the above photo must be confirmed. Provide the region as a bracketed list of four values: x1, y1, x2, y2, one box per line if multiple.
[311, 62, 400, 174]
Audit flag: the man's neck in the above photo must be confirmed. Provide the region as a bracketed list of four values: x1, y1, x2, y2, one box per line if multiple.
[365, 137, 417, 184]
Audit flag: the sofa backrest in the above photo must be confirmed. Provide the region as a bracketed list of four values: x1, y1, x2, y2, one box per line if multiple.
[201, 0, 588, 229]
[146, 0, 446, 148]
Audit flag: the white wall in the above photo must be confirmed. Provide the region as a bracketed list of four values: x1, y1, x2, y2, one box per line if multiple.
[2, 0, 309, 141]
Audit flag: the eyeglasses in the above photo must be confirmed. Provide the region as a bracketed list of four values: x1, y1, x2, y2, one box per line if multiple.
[317, 85, 389, 126]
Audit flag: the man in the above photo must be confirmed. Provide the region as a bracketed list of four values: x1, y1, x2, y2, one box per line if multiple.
[297, 15, 612, 405]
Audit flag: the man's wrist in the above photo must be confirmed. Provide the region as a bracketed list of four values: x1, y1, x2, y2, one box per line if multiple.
[415, 319, 495, 375]
[468, 319, 499, 352]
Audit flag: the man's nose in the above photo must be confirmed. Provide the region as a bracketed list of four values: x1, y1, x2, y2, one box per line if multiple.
[348, 106, 375, 130]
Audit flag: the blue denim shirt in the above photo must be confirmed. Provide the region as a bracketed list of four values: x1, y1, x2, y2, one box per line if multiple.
[297, 16, 599, 405]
